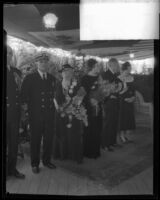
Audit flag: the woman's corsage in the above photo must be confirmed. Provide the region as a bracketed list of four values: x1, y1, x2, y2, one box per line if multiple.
[59, 84, 88, 128]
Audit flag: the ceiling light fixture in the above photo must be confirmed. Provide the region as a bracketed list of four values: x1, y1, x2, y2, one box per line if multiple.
[43, 13, 58, 29]
[129, 53, 135, 58]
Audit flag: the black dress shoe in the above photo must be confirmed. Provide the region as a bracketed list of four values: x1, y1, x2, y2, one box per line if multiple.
[10, 169, 25, 179]
[43, 162, 56, 169]
[32, 166, 40, 174]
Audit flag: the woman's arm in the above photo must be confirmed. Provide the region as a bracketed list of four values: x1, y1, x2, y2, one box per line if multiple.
[20, 75, 31, 105]
[54, 80, 66, 107]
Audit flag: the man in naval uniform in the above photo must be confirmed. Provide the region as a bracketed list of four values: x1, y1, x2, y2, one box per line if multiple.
[6, 45, 25, 179]
[21, 52, 56, 173]
[101, 58, 123, 151]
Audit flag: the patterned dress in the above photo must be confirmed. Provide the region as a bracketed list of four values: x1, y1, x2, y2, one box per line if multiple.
[53, 80, 83, 163]
[81, 75, 103, 159]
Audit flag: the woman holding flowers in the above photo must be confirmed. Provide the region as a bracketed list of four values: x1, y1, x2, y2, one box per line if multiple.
[101, 58, 124, 151]
[53, 64, 87, 164]
[81, 59, 103, 159]
[118, 62, 136, 143]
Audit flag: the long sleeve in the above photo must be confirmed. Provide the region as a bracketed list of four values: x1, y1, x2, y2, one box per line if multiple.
[20, 75, 31, 105]
[81, 76, 91, 106]
[54, 80, 65, 106]
[129, 81, 136, 97]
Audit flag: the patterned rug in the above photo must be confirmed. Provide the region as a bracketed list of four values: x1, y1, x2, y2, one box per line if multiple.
[53, 127, 153, 189]
[21, 126, 153, 189]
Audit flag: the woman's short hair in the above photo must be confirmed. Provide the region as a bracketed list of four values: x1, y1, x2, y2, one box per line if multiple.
[87, 58, 97, 72]
[121, 62, 131, 71]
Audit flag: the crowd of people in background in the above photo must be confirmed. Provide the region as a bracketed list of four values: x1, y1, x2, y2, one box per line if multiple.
[6, 43, 136, 179]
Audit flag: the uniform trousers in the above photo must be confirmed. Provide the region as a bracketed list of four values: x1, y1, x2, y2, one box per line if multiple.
[30, 110, 54, 167]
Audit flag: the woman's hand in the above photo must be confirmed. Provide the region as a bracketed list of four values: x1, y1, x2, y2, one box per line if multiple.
[125, 96, 135, 103]
[124, 98, 130, 102]
[90, 98, 98, 106]
[119, 85, 128, 95]
[110, 95, 117, 99]
[21, 104, 28, 111]
[130, 96, 136, 102]
[72, 96, 82, 106]
[77, 87, 86, 97]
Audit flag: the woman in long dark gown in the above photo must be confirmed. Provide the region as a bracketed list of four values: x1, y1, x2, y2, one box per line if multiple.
[53, 64, 84, 164]
[118, 62, 136, 143]
[81, 59, 103, 159]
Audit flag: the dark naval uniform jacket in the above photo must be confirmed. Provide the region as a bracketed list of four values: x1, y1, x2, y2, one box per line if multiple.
[21, 70, 56, 123]
[6, 67, 21, 122]
[21, 70, 56, 166]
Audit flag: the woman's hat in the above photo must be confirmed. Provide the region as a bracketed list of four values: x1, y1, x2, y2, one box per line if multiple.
[87, 59, 97, 67]
[59, 64, 74, 72]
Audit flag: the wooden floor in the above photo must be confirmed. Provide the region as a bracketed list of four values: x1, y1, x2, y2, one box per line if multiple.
[6, 155, 153, 196]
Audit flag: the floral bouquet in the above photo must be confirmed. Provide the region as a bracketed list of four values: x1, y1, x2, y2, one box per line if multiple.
[59, 87, 88, 128]
[89, 76, 117, 103]
[89, 76, 122, 116]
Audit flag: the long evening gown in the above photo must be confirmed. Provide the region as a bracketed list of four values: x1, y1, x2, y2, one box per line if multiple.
[81, 75, 103, 159]
[118, 79, 136, 131]
[101, 70, 123, 149]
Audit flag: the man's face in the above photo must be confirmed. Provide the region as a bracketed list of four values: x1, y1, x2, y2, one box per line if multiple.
[7, 46, 13, 65]
[37, 59, 49, 73]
